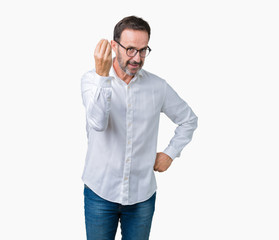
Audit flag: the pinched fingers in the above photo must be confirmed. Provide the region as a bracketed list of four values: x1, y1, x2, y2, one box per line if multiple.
[94, 39, 112, 76]
[94, 39, 105, 55]
[104, 42, 112, 58]
[94, 39, 110, 58]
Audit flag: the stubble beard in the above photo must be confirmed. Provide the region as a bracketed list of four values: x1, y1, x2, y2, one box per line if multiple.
[117, 50, 143, 76]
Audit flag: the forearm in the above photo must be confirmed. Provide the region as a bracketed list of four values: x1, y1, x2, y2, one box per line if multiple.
[161, 82, 198, 160]
[81, 71, 112, 131]
[163, 114, 198, 160]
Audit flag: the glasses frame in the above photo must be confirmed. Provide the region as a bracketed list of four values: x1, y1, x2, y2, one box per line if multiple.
[115, 41, 151, 58]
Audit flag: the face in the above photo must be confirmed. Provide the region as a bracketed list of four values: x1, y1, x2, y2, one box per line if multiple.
[112, 29, 149, 76]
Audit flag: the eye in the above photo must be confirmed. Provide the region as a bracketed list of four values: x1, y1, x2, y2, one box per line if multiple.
[127, 48, 137, 54]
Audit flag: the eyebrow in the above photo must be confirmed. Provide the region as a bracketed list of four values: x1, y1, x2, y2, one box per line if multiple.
[126, 45, 148, 50]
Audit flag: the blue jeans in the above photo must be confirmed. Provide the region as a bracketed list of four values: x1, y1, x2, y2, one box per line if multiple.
[84, 185, 156, 240]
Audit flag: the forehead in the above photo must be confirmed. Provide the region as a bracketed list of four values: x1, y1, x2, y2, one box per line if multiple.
[120, 29, 149, 48]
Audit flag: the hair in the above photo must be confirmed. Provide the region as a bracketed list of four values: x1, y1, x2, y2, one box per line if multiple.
[113, 16, 151, 42]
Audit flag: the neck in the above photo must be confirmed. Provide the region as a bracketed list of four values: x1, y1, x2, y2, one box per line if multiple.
[113, 59, 133, 85]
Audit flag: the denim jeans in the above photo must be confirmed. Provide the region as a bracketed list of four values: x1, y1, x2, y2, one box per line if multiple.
[84, 185, 156, 240]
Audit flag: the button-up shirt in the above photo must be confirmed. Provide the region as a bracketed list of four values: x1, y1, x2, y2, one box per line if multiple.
[81, 67, 198, 205]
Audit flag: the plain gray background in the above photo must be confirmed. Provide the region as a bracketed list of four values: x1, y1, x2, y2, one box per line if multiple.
[0, 0, 278, 239]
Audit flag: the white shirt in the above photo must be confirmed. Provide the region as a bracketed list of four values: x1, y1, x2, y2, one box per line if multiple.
[81, 67, 198, 205]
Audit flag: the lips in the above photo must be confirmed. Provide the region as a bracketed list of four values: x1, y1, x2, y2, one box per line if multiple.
[129, 63, 139, 67]
[128, 61, 141, 68]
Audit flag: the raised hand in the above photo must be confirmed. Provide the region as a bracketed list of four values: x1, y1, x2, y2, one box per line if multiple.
[94, 39, 112, 76]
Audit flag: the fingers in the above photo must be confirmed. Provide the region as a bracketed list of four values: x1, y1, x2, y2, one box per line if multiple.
[154, 165, 163, 172]
[99, 40, 108, 55]
[104, 42, 112, 57]
[94, 39, 112, 77]
[94, 39, 104, 55]
[153, 158, 163, 172]
[95, 39, 111, 57]
[154, 162, 164, 172]
[153, 162, 158, 171]
[153, 152, 173, 172]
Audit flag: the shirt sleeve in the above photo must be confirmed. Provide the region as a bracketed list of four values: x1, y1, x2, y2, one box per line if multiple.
[81, 70, 113, 131]
[161, 82, 198, 160]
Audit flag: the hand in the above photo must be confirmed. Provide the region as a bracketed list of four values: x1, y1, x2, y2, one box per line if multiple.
[153, 152, 173, 172]
[94, 39, 112, 76]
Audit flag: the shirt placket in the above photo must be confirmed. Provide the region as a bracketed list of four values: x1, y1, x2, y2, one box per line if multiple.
[121, 83, 133, 204]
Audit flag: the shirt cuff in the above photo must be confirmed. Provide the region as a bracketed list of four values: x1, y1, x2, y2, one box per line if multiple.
[94, 72, 113, 88]
[163, 145, 180, 160]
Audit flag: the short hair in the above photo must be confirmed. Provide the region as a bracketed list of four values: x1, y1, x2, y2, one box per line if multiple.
[113, 16, 151, 42]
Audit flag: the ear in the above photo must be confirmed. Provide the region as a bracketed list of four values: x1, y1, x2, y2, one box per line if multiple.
[111, 40, 117, 54]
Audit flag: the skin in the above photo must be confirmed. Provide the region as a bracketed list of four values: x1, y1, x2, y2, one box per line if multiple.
[94, 29, 173, 172]
[111, 29, 147, 84]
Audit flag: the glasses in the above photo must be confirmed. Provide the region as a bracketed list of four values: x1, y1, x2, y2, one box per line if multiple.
[115, 41, 151, 58]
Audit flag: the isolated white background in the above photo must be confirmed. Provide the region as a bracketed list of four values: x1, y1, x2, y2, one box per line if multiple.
[0, 0, 278, 239]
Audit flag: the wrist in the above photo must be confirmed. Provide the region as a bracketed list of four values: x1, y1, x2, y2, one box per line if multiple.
[96, 70, 110, 77]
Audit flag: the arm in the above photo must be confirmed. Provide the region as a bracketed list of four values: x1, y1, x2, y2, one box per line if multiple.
[81, 71, 112, 131]
[154, 82, 198, 172]
[81, 39, 113, 131]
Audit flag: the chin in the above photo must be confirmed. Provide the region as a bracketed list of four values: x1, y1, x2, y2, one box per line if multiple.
[128, 67, 142, 76]
[125, 71, 136, 77]
[125, 69, 137, 76]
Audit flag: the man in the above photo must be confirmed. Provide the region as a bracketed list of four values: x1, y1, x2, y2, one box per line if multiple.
[81, 16, 198, 240]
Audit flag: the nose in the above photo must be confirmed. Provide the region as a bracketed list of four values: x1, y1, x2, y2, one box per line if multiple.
[132, 51, 141, 62]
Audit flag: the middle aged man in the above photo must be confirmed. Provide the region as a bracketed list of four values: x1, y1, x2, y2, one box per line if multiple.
[81, 16, 198, 240]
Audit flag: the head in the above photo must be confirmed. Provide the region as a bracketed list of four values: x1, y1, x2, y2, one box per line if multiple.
[111, 16, 151, 77]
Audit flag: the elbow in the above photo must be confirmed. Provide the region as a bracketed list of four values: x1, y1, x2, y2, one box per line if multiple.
[192, 116, 198, 130]
[87, 116, 108, 132]
[92, 124, 107, 132]
[181, 115, 198, 131]
[86, 104, 110, 132]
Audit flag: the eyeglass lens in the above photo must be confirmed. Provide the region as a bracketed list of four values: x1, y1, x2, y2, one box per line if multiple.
[127, 48, 150, 57]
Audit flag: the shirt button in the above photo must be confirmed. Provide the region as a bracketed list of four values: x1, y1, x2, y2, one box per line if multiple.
[124, 177, 128, 181]
[128, 104, 131, 108]
[128, 140, 131, 145]
[126, 158, 130, 162]
[128, 122, 131, 127]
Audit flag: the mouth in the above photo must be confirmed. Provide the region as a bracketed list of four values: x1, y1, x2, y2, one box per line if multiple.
[128, 61, 141, 68]
[128, 63, 139, 68]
